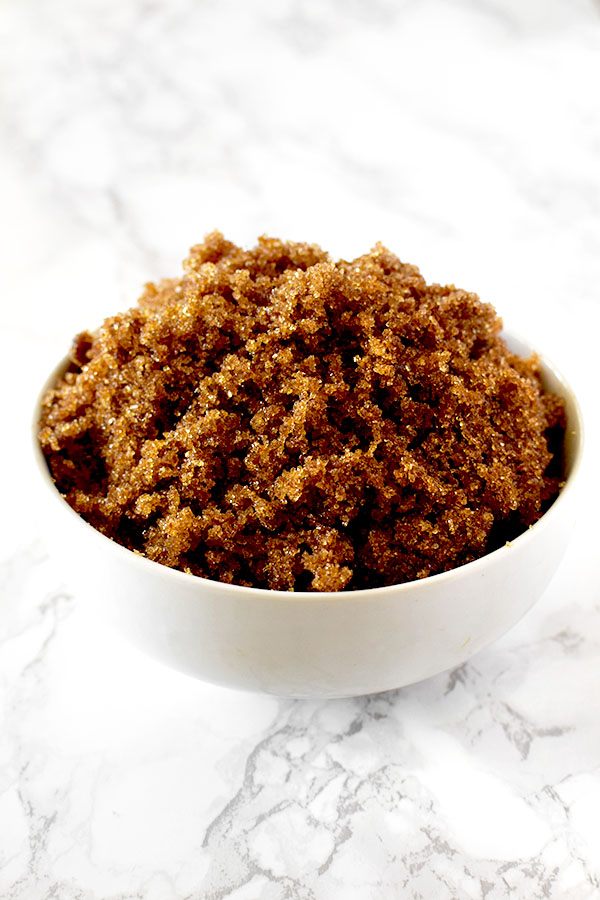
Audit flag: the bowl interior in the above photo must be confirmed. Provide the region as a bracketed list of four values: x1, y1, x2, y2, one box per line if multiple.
[503, 331, 583, 481]
[32, 329, 584, 600]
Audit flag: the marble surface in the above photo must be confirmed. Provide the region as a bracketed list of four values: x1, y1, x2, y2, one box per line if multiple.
[2, 0, 600, 896]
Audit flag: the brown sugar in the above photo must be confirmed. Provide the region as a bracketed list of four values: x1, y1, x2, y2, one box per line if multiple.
[38, 232, 566, 591]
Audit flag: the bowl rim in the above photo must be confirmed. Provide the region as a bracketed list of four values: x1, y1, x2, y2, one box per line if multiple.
[32, 329, 585, 603]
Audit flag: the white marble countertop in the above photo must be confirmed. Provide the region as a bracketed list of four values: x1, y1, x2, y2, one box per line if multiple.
[2, 0, 600, 897]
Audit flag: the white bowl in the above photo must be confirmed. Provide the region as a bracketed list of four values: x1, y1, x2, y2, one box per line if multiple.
[32, 333, 583, 698]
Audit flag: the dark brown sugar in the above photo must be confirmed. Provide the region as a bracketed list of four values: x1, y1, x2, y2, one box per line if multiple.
[39, 233, 566, 591]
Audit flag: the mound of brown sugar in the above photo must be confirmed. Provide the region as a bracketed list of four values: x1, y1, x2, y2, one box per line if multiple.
[39, 232, 565, 591]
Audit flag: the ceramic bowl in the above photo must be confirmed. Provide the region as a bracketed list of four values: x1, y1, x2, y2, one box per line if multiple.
[32, 333, 583, 698]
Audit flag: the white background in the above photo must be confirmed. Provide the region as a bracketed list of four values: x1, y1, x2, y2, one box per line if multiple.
[1, 0, 600, 897]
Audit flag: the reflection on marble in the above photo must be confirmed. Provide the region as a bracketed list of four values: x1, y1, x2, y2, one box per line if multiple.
[2, 0, 600, 896]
